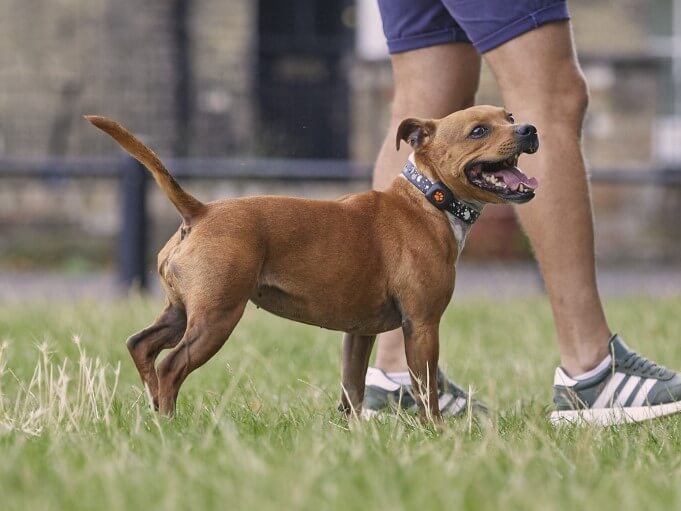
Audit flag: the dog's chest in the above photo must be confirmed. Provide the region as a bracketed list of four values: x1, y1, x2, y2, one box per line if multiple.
[446, 212, 472, 259]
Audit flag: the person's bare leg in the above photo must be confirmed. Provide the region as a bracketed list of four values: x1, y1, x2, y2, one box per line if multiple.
[484, 21, 611, 375]
[373, 43, 481, 372]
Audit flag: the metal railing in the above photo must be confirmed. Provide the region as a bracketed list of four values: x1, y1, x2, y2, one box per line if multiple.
[1, 156, 680, 289]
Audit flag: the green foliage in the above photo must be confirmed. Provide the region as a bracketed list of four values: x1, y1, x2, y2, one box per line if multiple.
[1, 296, 680, 510]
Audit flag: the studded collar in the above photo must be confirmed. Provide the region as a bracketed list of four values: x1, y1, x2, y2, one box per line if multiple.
[402, 160, 481, 225]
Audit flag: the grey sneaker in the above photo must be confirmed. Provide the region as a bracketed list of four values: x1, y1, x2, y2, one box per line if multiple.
[362, 367, 488, 418]
[550, 334, 681, 426]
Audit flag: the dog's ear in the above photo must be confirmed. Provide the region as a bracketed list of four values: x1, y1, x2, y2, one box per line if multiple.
[396, 118, 436, 151]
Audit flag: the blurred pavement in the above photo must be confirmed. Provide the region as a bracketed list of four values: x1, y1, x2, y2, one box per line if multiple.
[1, 263, 680, 302]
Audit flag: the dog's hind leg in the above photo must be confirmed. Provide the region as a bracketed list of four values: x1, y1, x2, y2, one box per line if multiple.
[156, 302, 247, 417]
[126, 302, 187, 408]
[339, 333, 376, 416]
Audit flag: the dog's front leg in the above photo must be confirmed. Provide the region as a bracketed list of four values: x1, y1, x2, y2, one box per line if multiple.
[403, 322, 441, 422]
[339, 333, 376, 416]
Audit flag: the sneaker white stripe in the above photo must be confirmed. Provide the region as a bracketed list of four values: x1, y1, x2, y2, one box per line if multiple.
[455, 396, 467, 414]
[624, 378, 646, 407]
[630, 378, 657, 407]
[441, 396, 467, 416]
[438, 392, 454, 411]
[593, 373, 626, 408]
[365, 367, 401, 391]
[614, 375, 641, 406]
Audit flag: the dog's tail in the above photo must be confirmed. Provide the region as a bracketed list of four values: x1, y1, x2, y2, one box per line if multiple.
[85, 115, 206, 224]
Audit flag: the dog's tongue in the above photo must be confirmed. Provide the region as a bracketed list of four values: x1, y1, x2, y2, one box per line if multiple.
[492, 167, 538, 191]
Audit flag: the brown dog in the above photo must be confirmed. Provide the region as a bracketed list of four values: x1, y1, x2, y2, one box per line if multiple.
[85, 105, 539, 420]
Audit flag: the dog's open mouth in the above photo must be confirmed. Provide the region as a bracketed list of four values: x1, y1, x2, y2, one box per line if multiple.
[465, 155, 538, 203]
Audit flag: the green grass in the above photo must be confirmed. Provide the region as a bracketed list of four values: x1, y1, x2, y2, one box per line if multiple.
[1, 296, 681, 510]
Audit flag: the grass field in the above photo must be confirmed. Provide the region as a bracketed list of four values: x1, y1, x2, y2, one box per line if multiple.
[1, 295, 681, 510]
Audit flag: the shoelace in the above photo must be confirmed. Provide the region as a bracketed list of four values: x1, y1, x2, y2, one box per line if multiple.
[618, 351, 670, 379]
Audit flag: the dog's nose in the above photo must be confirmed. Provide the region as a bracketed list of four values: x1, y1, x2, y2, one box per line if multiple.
[515, 124, 537, 137]
[515, 123, 539, 154]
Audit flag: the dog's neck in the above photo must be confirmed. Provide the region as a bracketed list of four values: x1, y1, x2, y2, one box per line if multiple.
[402, 154, 484, 257]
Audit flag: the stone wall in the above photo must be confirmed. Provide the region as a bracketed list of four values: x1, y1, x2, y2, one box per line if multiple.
[0, 0, 255, 158]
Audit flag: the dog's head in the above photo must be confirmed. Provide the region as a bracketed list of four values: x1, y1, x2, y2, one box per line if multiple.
[396, 105, 539, 204]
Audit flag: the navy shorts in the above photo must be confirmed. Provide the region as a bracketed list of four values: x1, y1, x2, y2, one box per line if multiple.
[377, 0, 570, 54]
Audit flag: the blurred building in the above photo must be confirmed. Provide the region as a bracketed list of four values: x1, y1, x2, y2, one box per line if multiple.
[2, 0, 676, 162]
[0, 0, 356, 159]
[0, 0, 679, 267]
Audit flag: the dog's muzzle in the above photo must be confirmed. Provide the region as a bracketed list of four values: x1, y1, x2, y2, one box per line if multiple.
[515, 124, 539, 154]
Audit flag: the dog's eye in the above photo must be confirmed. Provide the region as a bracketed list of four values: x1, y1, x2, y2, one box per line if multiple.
[469, 125, 489, 139]
[507, 113, 515, 123]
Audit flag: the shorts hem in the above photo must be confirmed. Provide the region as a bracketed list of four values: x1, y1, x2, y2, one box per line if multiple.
[474, 2, 571, 53]
[387, 27, 471, 54]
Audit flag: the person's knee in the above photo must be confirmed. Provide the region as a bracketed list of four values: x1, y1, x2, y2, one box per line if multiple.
[557, 67, 589, 127]
[391, 84, 476, 122]
[502, 58, 589, 132]
[533, 64, 589, 131]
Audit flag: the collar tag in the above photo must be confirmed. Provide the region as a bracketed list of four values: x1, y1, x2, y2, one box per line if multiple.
[424, 182, 453, 210]
[402, 161, 481, 225]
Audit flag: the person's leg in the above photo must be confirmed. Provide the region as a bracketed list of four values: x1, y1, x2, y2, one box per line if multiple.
[483, 21, 611, 376]
[482, 17, 681, 422]
[372, 43, 481, 372]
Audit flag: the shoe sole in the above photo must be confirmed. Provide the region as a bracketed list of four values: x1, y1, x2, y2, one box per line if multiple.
[360, 400, 482, 420]
[550, 400, 681, 426]
[361, 408, 381, 420]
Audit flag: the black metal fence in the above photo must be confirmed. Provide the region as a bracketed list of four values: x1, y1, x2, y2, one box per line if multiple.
[1, 157, 680, 289]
